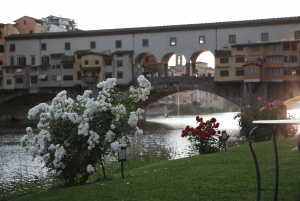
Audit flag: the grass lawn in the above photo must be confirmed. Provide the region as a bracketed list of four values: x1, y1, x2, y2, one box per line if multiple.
[10, 137, 300, 201]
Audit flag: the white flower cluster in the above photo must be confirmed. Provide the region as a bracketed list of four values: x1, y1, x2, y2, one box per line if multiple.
[87, 164, 95, 173]
[22, 75, 151, 175]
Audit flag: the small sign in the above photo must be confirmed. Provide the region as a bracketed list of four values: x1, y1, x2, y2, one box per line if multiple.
[222, 131, 227, 140]
[118, 149, 126, 162]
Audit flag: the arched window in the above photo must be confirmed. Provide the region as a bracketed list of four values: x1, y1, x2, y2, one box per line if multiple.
[0, 31, 2, 39]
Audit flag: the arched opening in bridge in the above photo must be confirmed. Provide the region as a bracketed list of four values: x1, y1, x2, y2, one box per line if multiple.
[134, 52, 158, 77]
[146, 89, 240, 117]
[161, 52, 188, 77]
[190, 50, 215, 77]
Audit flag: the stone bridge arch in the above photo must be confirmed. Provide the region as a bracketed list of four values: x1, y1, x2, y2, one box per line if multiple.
[135, 77, 243, 109]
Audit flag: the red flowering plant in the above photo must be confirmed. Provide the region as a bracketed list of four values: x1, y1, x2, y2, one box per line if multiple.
[234, 97, 298, 142]
[181, 116, 230, 154]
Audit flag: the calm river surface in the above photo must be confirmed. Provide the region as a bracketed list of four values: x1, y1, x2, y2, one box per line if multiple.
[1, 110, 298, 183]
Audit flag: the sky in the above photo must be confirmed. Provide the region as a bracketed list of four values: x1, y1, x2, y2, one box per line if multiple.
[2, 0, 300, 67]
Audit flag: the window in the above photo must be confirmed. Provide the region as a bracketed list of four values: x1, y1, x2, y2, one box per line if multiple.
[95, 60, 99, 65]
[41, 76, 48, 81]
[220, 70, 229, 76]
[170, 38, 176, 46]
[41, 66, 47, 71]
[220, 58, 229, 63]
[251, 46, 259, 52]
[52, 75, 57, 81]
[41, 43, 46, 50]
[249, 57, 253, 61]
[0, 60, 2, 65]
[261, 33, 268, 41]
[31, 56, 35, 65]
[236, 57, 244, 63]
[284, 70, 296, 75]
[16, 78, 23, 84]
[10, 57, 14, 65]
[283, 43, 290, 50]
[117, 71, 123, 78]
[19, 57, 26, 65]
[236, 70, 244, 76]
[237, 46, 243, 51]
[269, 68, 280, 75]
[65, 42, 70, 50]
[229, 35, 236, 43]
[56, 65, 61, 69]
[106, 72, 112, 79]
[117, 60, 123, 67]
[142, 39, 149, 47]
[284, 56, 290, 62]
[63, 64, 73, 69]
[0, 31, 2, 39]
[291, 56, 297, 62]
[116, 40, 122, 48]
[117, 53, 123, 57]
[199, 36, 205, 44]
[90, 41, 96, 49]
[269, 45, 279, 50]
[52, 56, 61, 60]
[63, 75, 73, 81]
[77, 71, 81, 80]
[31, 76, 37, 84]
[52, 65, 55, 69]
[295, 31, 300, 39]
[268, 56, 280, 62]
[248, 68, 256, 74]
[10, 44, 15, 52]
[291, 43, 297, 50]
[42, 56, 49, 65]
[84, 60, 88, 65]
[31, 67, 37, 71]
[24, 20, 26, 25]
[6, 68, 13, 73]
[105, 59, 112, 66]
[6, 79, 12, 85]
[0, 45, 4, 52]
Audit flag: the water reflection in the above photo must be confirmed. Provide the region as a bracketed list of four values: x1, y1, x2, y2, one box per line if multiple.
[1, 112, 240, 184]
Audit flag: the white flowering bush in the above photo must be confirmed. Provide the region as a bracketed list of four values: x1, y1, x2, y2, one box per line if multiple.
[20, 75, 151, 186]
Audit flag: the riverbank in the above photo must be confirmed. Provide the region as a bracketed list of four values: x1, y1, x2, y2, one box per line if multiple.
[9, 137, 300, 201]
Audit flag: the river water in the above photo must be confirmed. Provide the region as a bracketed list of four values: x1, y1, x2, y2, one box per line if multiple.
[1, 110, 299, 195]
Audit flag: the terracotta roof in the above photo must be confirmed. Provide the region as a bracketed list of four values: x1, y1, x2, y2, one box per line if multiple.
[5, 16, 300, 40]
[14, 16, 44, 24]
[81, 51, 111, 57]
[74, 49, 91, 54]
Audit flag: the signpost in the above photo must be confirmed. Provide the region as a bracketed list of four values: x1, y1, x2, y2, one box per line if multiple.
[118, 147, 126, 179]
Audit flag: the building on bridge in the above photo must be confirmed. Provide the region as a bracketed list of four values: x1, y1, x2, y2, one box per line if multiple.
[215, 40, 300, 82]
[2, 16, 300, 91]
[0, 23, 19, 90]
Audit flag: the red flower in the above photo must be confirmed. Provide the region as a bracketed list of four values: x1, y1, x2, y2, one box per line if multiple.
[210, 118, 216, 123]
[214, 123, 220, 128]
[196, 116, 203, 122]
[217, 130, 221, 134]
[181, 130, 187, 137]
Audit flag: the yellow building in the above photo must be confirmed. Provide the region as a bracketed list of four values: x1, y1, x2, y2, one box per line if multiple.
[80, 52, 111, 84]
[0, 23, 19, 89]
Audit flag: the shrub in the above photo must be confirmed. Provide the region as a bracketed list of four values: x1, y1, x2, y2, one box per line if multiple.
[20, 76, 151, 186]
[181, 116, 229, 154]
[234, 97, 298, 141]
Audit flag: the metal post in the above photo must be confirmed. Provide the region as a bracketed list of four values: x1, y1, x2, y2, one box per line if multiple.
[249, 126, 261, 201]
